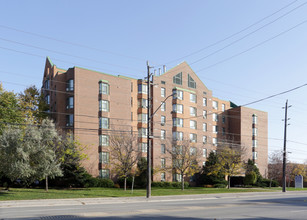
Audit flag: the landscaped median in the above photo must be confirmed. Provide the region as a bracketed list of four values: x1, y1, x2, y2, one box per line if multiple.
[1, 187, 306, 201]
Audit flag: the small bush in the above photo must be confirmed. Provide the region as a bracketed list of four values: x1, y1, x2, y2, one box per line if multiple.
[214, 184, 227, 188]
[97, 178, 114, 188]
[114, 183, 120, 188]
[258, 178, 279, 187]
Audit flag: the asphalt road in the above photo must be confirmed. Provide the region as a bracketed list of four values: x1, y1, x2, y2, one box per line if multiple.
[1, 191, 307, 220]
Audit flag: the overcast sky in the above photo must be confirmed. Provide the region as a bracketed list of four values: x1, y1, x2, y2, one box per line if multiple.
[1, 0, 306, 163]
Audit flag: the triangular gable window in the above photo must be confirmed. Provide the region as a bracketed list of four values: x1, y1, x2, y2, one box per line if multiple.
[173, 72, 182, 85]
[188, 74, 196, 89]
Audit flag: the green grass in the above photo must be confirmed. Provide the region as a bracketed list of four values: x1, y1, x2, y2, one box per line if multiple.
[2, 187, 303, 201]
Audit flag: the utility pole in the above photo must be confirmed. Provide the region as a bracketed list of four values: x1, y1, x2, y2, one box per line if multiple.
[146, 61, 152, 199]
[282, 100, 291, 192]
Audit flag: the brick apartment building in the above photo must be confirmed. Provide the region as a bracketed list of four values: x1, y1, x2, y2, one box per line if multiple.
[42, 57, 268, 182]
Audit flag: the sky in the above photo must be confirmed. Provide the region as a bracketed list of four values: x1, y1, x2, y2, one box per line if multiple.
[0, 0, 306, 163]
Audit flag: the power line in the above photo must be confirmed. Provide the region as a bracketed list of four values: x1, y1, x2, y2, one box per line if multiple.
[0, 37, 145, 73]
[189, 1, 307, 65]
[195, 19, 307, 72]
[241, 83, 307, 107]
[161, 0, 299, 65]
[0, 24, 146, 62]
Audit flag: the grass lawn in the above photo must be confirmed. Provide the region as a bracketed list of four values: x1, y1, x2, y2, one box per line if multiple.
[2, 187, 304, 201]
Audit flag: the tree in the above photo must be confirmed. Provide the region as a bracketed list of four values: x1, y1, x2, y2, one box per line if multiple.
[268, 151, 283, 186]
[165, 140, 201, 190]
[244, 159, 262, 185]
[210, 146, 244, 189]
[199, 151, 226, 186]
[18, 85, 49, 123]
[0, 119, 62, 191]
[109, 132, 140, 191]
[0, 84, 24, 133]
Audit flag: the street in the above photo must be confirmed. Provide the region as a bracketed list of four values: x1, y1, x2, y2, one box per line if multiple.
[1, 191, 307, 220]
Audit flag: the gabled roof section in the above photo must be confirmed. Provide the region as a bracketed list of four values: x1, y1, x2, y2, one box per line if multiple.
[158, 61, 210, 91]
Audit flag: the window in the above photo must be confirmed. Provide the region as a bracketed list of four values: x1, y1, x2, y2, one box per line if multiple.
[173, 173, 182, 182]
[190, 107, 196, 116]
[99, 82, 109, 95]
[190, 133, 197, 143]
[213, 113, 218, 122]
[253, 128, 258, 136]
[99, 117, 109, 129]
[203, 110, 207, 119]
[188, 74, 196, 89]
[161, 81, 166, 84]
[100, 169, 110, 178]
[173, 90, 183, 100]
[45, 95, 50, 105]
[190, 93, 196, 103]
[253, 152, 258, 160]
[161, 88, 166, 97]
[161, 158, 166, 168]
[190, 120, 197, 129]
[212, 138, 217, 146]
[173, 104, 183, 114]
[222, 127, 226, 135]
[190, 147, 196, 155]
[99, 100, 109, 112]
[66, 114, 73, 127]
[66, 79, 73, 91]
[161, 130, 166, 139]
[138, 84, 147, 94]
[66, 96, 73, 109]
[203, 148, 207, 158]
[173, 72, 182, 85]
[99, 135, 109, 146]
[203, 98, 207, 106]
[161, 144, 166, 154]
[203, 123, 207, 132]
[253, 139, 257, 148]
[173, 131, 183, 141]
[138, 114, 148, 123]
[161, 116, 166, 126]
[222, 116, 226, 123]
[100, 152, 109, 164]
[203, 136, 207, 144]
[173, 118, 183, 127]
[203, 161, 206, 166]
[161, 172, 166, 182]
[253, 114, 258, 124]
[212, 101, 218, 110]
[138, 128, 147, 137]
[161, 102, 166, 111]
[139, 143, 147, 152]
[138, 99, 148, 108]
[213, 125, 218, 133]
[44, 79, 50, 90]
[222, 104, 225, 112]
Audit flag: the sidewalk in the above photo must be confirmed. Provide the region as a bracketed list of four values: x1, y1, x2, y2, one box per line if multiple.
[1, 191, 305, 208]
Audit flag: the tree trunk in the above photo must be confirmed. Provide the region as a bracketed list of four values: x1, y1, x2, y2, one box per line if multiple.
[269, 178, 272, 188]
[181, 174, 184, 191]
[124, 177, 127, 191]
[45, 175, 48, 192]
[228, 176, 231, 189]
[131, 175, 135, 194]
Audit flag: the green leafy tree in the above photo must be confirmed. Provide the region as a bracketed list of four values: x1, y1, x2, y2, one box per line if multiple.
[0, 84, 24, 133]
[18, 85, 49, 123]
[244, 171, 257, 185]
[245, 159, 261, 185]
[0, 119, 62, 191]
[200, 151, 226, 186]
